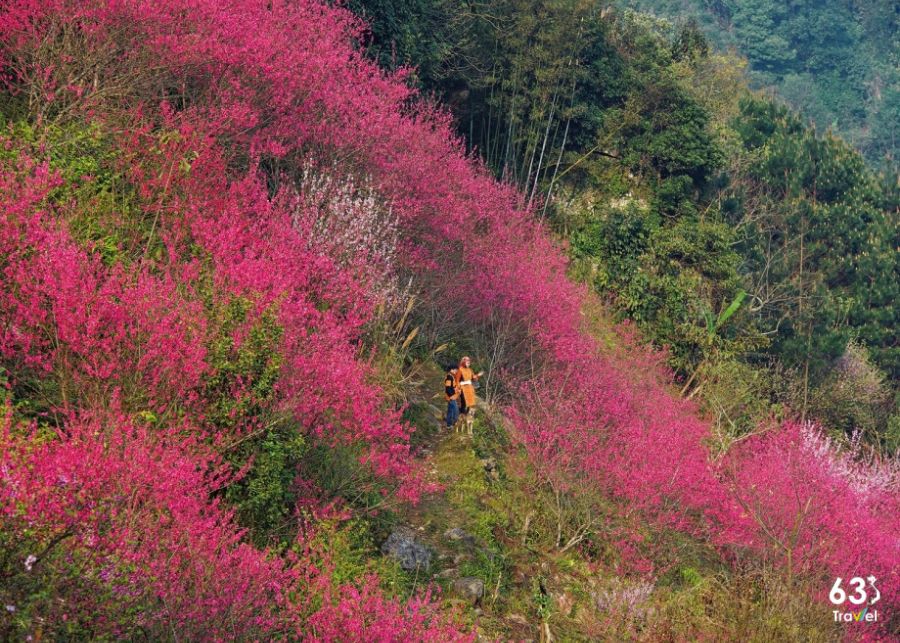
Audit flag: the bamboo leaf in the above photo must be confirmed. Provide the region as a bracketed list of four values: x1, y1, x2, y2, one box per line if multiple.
[715, 290, 747, 331]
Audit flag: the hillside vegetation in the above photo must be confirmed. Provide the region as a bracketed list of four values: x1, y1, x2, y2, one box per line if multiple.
[620, 0, 899, 170]
[0, 0, 897, 641]
[352, 0, 899, 452]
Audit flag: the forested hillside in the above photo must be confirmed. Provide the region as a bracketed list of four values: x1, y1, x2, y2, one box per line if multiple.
[0, 1, 897, 640]
[619, 0, 899, 169]
[351, 0, 899, 450]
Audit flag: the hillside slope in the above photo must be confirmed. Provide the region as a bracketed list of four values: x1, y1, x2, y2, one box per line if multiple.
[0, 0, 897, 640]
[350, 0, 899, 453]
[619, 0, 899, 169]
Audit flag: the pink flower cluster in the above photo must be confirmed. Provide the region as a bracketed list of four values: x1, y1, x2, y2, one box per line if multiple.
[0, 150, 208, 412]
[0, 0, 896, 637]
[0, 407, 470, 640]
[0, 409, 291, 638]
[726, 422, 899, 599]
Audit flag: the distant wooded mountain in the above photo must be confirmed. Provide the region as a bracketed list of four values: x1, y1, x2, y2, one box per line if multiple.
[619, 0, 899, 169]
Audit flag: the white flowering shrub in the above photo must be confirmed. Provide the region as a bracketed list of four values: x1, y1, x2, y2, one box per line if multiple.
[593, 577, 655, 622]
[291, 162, 407, 312]
[799, 423, 900, 502]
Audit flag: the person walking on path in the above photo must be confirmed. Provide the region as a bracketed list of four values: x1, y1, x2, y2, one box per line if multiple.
[455, 356, 484, 436]
[444, 364, 461, 431]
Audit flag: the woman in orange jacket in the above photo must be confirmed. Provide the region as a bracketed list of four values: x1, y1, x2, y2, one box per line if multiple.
[455, 356, 484, 435]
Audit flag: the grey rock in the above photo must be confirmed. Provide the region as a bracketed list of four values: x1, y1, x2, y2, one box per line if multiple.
[381, 527, 432, 572]
[452, 577, 485, 606]
[444, 527, 477, 548]
[445, 527, 469, 540]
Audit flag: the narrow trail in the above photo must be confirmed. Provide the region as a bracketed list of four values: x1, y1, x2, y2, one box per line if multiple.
[392, 361, 525, 637]
[390, 361, 595, 640]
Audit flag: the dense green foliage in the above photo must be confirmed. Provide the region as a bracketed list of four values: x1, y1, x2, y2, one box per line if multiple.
[344, 0, 454, 85]
[620, 0, 899, 169]
[729, 98, 900, 381]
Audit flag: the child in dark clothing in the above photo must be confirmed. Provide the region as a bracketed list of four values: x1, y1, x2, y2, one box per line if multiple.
[444, 365, 460, 430]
